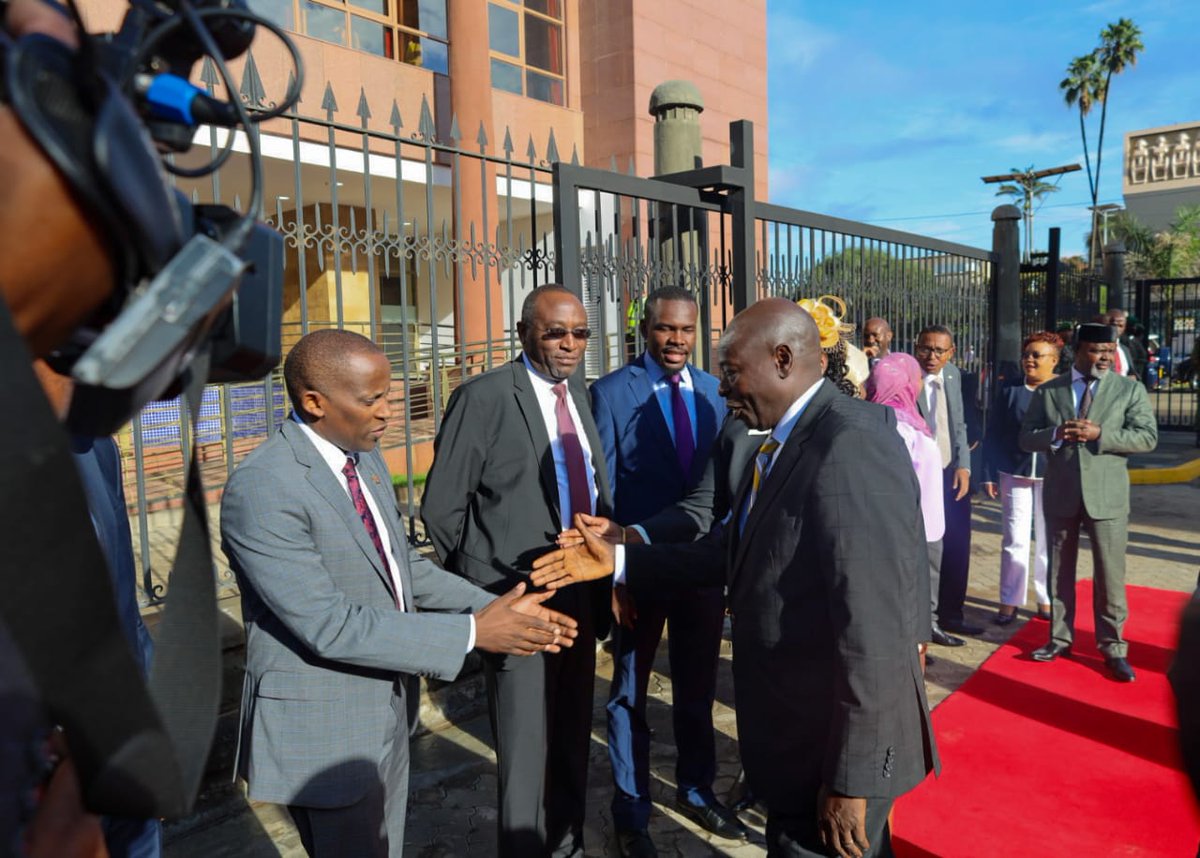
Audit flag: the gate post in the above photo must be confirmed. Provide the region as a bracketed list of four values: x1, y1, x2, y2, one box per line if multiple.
[1103, 240, 1127, 315]
[991, 204, 1022, 388]
[1045, 227, 1061, 332]
[729, 120, 757, 313]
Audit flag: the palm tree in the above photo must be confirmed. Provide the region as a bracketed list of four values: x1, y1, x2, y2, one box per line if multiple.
[1060, 53, 1104, 212]
[1061, 19, 1143, 268]
[993, 166, 1062, 262]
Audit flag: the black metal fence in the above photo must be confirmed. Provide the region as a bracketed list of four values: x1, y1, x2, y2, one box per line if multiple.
[124, 62, 1000, 605]
[1124, 277, 1199, 436]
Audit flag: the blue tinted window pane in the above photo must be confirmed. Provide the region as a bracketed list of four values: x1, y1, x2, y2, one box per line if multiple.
[402, 0, 448, 39]
[349, 0, 388, 13]
[401, 34, 449, 74]
[526, 69, 563, 105]
[491, 58, 523, 95]
[246, 0, 293, 30]
[351, 17, 394, 57]
[303, 2, 347, 46]
[488, 3, 520, 57]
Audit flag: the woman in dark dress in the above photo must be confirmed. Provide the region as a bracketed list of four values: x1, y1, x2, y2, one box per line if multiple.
[981, 331, 1063, 624]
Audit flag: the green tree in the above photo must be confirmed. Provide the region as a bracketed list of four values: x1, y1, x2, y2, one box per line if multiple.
[1060, 18, 1144, 267]
[993, 165, 1062, 262]
[1105, 205, 1200, 278]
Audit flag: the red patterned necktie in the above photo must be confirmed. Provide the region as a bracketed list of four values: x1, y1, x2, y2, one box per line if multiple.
[552, 382, 593, 521]
[343, 456, 402, 609]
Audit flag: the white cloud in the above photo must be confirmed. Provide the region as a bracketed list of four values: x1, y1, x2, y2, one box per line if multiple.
[768, 13, 838, 72]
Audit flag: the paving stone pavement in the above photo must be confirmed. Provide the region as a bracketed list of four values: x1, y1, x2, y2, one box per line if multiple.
[164, 437, 1200, 857]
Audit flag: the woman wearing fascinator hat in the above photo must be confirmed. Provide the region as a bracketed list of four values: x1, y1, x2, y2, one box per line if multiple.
[795, 295, 870, 397]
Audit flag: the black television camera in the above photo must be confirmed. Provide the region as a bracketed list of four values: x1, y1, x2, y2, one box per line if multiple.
[1, 0, 300, 434]
[0, 0, 302, 820]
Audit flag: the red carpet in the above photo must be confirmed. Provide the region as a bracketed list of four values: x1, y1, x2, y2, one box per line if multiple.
[893, 582, 1200, 857]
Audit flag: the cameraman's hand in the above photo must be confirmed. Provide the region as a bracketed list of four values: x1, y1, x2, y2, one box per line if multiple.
[1, 0, 116, 357]
[24, 751, 108, 858]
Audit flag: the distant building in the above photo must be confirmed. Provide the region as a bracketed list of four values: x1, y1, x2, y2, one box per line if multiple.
[1123, 121, 1200, 231]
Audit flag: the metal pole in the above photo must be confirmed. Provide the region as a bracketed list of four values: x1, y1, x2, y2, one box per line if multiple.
[991, 204, 1022, 389]
[729, 120, 756, 312]
[1045, 227, 1061, 333]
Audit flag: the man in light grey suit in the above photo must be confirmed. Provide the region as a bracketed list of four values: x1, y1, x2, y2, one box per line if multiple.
[220, 329, 579, 858]
[1020, 322, 1157, 682]
[915, 324, 981, 645]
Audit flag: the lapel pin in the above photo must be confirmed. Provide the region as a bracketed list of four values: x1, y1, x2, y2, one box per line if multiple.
[371, 474, 381, 485]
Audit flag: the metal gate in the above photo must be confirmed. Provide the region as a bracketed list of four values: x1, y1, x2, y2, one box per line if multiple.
[554, 122, 996, 378]
[1126, 277, 1200, 435]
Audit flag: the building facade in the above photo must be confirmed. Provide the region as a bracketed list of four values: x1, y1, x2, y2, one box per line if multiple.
[1123, 121, 1200, 232]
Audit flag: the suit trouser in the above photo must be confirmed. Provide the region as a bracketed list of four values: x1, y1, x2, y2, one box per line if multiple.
[1046, 509, 1130, 657]
[765, 795, 895, 857]
[606, 585, 725, 830]
[998, 473, 1049, 607]
[926, 539, 943, 628]
[287, 702, 411, 858]
[936, 466, 972, 625]
[485, 587, 597, 858]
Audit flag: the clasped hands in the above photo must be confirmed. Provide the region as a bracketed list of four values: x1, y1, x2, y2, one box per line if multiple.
[1054, 418, 1101, 444]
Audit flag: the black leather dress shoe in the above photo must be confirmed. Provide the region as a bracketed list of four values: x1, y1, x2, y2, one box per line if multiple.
[1031, 642, 1072, 662]
[993, 611, 1017, 626]
[616, 829, 658, 858]
[1105, 656, 1136, 682]
[673, 796, 748, 840]
[940, 620, 985, 635]
[930, 626, 965, 647]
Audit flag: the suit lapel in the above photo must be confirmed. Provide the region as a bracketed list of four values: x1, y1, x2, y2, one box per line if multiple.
[284, 421, 398, 602]
[628, 356, 677, 459]
[570, 371, 612, 512]
[511, 358, 562, 525]
[690, 366, 720, 484]
[731, 383, 833, 579]
[361, 450, 411, 610]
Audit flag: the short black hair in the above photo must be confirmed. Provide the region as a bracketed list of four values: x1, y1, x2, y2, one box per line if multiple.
[520, 284, 576, 328]
[917, 324, 954, 342]
[284, 328, 382, 418]
[642, 286, 696, 326]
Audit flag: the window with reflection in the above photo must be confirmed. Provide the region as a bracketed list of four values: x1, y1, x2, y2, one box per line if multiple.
[487, 0, 565, 105]
[284, 0, 449, 74]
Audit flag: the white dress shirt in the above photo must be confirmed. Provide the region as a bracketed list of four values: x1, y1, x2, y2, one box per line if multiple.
[522, 354, 599, 531]
[296, 417, 477, 651]
[614, 378, 825, 584]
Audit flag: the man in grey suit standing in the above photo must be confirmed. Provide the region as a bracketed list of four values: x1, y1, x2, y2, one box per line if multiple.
[534, 299, 938, 857]
[915, 324, 981, 645]
[220, 329, 579, 858]
[422, 284, 613, 857]
[1020, 322, 1157, 682]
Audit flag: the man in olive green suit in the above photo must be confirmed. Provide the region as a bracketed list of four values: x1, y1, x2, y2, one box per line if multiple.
[1019, 323, 1157, 682]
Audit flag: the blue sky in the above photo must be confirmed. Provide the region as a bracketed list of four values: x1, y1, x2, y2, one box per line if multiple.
[765, 0, 1199, 256]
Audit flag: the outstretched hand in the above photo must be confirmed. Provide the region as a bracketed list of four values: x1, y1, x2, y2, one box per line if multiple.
[532, 514, 616, 589]
[473, 583, 579, 655]
[556, 513, 638, 548]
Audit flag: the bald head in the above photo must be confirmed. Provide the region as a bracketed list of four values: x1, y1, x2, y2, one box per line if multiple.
[862, 316, 893, 358]
[717, 298, 825, 430]
[285, 329, 385, 420]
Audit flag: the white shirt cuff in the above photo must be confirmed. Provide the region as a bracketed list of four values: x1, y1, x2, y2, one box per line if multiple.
[613, 544, 628, 586]
[630, 524, 650, 545]
[466, 614, 476, 653]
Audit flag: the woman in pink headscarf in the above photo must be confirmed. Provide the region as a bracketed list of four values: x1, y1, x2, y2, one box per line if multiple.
[867, 353, 943, 670]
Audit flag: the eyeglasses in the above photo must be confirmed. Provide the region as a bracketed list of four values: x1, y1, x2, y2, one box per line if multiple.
[539, 327, 592, 342]
[914, 346, 952, 358]
[1022, 351, 1056, 360]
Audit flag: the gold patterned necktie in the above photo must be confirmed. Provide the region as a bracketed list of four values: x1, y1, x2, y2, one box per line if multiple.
[747, 437, 781, 514]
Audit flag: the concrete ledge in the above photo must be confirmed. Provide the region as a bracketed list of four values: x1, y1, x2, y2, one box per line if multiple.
[1130, 457, 1200, 484]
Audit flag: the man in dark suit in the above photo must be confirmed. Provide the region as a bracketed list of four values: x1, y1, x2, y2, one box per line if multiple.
[589, 287, 737, 856]
[534, 298, 939, 857]
[221, 330, 577, 858]
[1106, 308, 1148, 381]
[422, 284, 613, 858]
[915, 324, 981, 644]
[1020, 322, 1157, 682]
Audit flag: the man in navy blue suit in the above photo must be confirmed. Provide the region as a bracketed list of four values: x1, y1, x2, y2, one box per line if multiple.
[590, 287, 741, 857]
